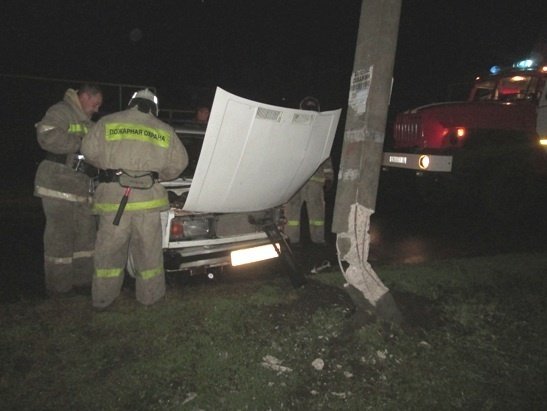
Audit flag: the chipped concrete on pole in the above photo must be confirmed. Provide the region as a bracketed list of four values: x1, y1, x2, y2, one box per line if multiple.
[336, 202, 403, 325]
[337, 203, 388, 305]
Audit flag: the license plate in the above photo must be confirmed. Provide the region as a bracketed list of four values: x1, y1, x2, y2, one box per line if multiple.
[231, 243, 279, 266]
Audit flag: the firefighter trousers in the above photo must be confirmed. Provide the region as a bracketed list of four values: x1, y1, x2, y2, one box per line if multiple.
[285, 181, 326, 244]
[92, 211, 165, 308]
[42, 197, 96, 293]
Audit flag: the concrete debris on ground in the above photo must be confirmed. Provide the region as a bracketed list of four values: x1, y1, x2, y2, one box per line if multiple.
[261, 355, 293, 373]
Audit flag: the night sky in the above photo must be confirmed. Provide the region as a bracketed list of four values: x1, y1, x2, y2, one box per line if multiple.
[1, 0, 546, 117]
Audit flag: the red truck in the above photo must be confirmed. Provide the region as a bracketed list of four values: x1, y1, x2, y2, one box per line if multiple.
[381, 57, 547, 218]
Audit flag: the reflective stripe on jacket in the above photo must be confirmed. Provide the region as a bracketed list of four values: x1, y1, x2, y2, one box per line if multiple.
[310, 158, 334, 185]
[34, 88, 94, 201]
[93, 195, 169, 213]
[68, 123, 89, 134]
[81, 107, 189, 215]
[35, 185, 91, 203]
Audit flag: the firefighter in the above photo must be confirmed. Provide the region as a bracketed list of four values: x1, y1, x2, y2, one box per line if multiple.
[34, 83, 103, 295]
[284, 96, 334, 247]
[81, 89, 188, 308]
[195, 106, 210, 125]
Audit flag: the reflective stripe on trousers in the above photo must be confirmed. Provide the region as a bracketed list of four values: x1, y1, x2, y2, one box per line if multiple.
[309, 219, 325, 227]
[45, 250, 94, 265]
[95, 266, 162, 280]
[284, 181, 326, 244]
[41, 197, 96, 292]
[93, 212, 165, 308]
[287, 219, 324, 227]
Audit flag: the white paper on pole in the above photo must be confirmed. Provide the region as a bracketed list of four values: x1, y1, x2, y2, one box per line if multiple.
[183, 87, 341, 213]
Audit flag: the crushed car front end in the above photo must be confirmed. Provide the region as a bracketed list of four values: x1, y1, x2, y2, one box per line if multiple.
[159, 139, 283, 276]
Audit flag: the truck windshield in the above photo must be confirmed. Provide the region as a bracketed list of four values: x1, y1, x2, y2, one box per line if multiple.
[472, 74, 539, 102]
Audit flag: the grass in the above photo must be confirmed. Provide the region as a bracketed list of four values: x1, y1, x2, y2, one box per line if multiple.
[1, 252, 547, 410]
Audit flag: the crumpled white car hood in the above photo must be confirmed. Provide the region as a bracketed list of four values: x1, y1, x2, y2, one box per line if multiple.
[183, 87, 340, 213]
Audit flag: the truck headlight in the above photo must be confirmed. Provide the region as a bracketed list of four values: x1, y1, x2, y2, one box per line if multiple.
[418, 155, 430, 170]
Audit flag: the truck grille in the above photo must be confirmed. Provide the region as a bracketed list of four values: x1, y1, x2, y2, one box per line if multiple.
[394, 114, 422, 148]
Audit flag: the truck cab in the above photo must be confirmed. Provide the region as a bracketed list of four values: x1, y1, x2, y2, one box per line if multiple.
[470, 61, 547, 145]
[381, 57, 547, 217]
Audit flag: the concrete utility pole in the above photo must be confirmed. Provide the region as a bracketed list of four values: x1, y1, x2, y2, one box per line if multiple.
[332, 0, 402, 324]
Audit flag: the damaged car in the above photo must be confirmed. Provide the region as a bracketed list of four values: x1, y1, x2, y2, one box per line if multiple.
[140, 88, 340, 284]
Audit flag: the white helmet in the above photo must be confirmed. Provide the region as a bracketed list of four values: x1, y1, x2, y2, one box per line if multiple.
[299, 96, 320, 112]
[128, 88, 159, 116]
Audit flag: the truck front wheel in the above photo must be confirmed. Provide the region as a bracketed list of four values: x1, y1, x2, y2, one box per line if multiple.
[480, 165, 536, 222]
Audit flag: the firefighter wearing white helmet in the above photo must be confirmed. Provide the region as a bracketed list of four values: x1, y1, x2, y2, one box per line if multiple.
[284, 96, 334, 248]
[82, 88, 188, 308]
[129, 88, 159, 116]
[299, 96, 321, 111]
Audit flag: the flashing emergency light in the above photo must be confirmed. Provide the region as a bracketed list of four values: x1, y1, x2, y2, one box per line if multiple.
[489, 65, 501, 75]
[513, 59, 535, 70]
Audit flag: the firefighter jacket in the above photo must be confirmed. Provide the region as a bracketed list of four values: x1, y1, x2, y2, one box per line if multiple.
[34, 89, 95, 203]
[310, 157, 334, 186]
[81, 107, 188, 215]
